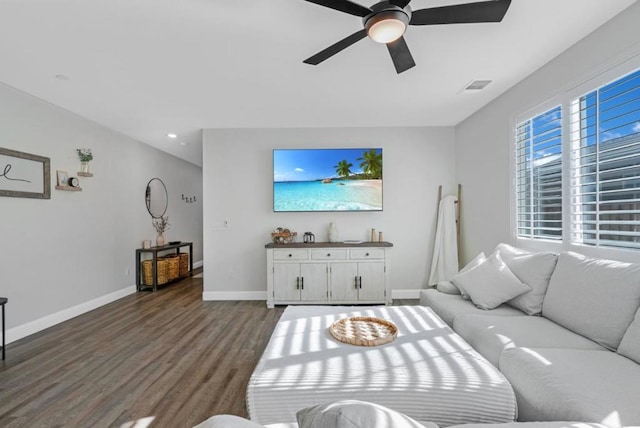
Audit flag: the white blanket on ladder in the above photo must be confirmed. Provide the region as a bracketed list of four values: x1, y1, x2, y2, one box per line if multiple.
[428, 194, 458, 285]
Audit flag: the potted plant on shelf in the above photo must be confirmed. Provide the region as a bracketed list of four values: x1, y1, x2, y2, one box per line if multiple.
[152, 216, 170, 246]
[76, 148, 93, 174]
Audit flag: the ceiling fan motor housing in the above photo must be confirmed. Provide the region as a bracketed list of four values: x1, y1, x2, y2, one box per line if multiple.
[364, 3, 411, 43]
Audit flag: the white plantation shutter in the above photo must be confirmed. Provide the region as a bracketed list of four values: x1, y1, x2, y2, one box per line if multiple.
[516, 106, 563, 240]
[570, 68, 640, 250]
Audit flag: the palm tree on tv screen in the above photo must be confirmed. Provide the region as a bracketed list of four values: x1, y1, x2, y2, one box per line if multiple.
[334, 160, 353, 178]
[357, 149, 382, 179]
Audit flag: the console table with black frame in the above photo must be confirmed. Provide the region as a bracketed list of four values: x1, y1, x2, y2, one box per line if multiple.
[135, 242, 193, 291]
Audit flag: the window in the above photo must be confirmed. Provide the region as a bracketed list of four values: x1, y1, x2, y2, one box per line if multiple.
[515, 106, 563, 241]
[570, 69, 640, 250]
[515, 66, 640, 252]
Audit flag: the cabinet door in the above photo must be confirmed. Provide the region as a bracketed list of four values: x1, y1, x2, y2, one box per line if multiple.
[300, 263, 329, 301]
[357, 262, 385, 301]
[329, 263, 359, 302]
[273, 263, 301, 301]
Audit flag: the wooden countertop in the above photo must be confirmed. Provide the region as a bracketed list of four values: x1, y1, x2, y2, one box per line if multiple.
[265, 241, 393, 249]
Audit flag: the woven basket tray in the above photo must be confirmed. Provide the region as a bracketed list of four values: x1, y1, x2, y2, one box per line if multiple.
[329, 316, 398, 347]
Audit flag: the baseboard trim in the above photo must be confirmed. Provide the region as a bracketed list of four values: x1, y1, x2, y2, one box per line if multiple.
[391, 289, 422, 299]
[6, 284, 137, 344]
[202, 291, 267, 301]
[193, 260, 203, 269]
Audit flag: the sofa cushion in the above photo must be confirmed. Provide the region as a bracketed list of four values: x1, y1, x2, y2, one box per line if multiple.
[451, 252, 486, 299]
[453, 314, 605, 367]
[618, 306, 640, 364]
[499, 347, 640, 427]
[542, 252, 640, 350]
[419, 289, 524, 326]
[450, 252, 531, 310]
[296, 400, 438, 428]
[495, 243, 558, 315]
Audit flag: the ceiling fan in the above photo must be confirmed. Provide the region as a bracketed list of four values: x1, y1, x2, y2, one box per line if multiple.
[302, 0, 512, 74]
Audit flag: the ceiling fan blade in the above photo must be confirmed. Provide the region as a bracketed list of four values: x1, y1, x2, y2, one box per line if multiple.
[304, 0, 372, 17]
[389, 0, 412, 8]
[304, 29, 368, 65]
[410, 0, 511, 25]
[386, 36, 415, 74]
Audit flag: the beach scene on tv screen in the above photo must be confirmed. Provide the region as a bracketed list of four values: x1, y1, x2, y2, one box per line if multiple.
[274, 148, 382, 212]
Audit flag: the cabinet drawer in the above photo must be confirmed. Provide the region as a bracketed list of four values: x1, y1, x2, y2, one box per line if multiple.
[311, 249, 347, 260]
[273, 249, 308, 260]
[350, 248, 385, 260]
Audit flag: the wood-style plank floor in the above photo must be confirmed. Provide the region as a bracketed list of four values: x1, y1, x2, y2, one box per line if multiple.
[0, 271, 285, 428]
[0, 273, 418, 428]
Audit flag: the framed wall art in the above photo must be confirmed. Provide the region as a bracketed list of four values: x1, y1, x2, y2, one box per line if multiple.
[0, 147, 51, 199]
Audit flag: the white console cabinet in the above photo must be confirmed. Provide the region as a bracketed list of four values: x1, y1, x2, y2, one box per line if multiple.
[266, 242, 392, 308]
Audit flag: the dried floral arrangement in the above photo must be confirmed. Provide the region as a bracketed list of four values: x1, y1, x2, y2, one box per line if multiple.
[152, 216, 170, 233]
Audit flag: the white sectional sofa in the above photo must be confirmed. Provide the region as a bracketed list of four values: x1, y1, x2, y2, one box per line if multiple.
[196, 243, 640, 428]
[420, 244, 640, 428]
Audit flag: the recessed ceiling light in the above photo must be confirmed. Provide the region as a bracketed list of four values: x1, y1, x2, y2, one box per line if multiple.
[180, 141, 190, 146]
[167, 133, 177, 139]
[55, 74, 69, 80]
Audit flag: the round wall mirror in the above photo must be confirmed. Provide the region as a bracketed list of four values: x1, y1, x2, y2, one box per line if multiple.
[145, 178, 168, 218]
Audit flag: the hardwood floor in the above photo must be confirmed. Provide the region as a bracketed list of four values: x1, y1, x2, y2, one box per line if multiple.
[0, 272, 284, 428]
[0, 275, 419, 428]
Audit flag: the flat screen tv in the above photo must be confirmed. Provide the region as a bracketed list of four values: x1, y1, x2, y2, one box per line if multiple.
[273, 148, 383, 212]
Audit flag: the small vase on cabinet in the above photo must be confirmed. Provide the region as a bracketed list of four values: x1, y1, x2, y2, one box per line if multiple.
[328, 222, 339, 243]
[156, 233, 165, 247]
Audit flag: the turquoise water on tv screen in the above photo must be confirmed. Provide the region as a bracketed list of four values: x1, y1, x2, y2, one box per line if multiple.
[274, 180, 382, 211]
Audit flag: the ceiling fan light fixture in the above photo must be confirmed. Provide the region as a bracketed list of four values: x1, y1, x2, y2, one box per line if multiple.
[365, 10, 409, 44]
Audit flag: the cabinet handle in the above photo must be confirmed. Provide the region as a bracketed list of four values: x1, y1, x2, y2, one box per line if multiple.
[327, 253, 331, 257]
[365, 252, 370, 257]
[359, 276, 362, 289]
[288, 254, 292, 258]
[301, 277, 304, 290]
[296, 277, 300, 289]
[354, 276, 359, 289]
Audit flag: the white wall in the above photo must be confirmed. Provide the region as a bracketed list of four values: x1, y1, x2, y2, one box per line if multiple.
[202, 127, 455, 300]
[0, 82, 203, 342]
[455, 2, 640, 264]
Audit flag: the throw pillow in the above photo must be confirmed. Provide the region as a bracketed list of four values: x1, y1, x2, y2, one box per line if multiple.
[496, 243, 559, 315]
[451, 252, 486, 300]
[296, 400, 432, 428]
[436, 280, 460, 295]
[193, 415, 265, 428]
[543, 251, 640, 350]
[452, 252, 531, 310]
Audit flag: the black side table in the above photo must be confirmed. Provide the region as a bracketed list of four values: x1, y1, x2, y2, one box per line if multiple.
[0, 297, 6, 360]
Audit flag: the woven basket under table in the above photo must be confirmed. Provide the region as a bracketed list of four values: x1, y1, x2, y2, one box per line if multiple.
[162, 255, 180, 281]
[179, 252, 189, 276]
[141, 259, 169, 286]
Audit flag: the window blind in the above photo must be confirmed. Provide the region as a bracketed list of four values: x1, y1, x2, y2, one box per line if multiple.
[516, 106, 563, 240]
[570, 69, 640, 250]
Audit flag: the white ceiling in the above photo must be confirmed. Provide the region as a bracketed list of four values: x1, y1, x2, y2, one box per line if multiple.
[0, 0, 636, 166]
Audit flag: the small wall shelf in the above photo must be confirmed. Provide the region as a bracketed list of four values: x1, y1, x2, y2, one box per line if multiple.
[55, 185, 82, 191]
[77, 172, 93, 177]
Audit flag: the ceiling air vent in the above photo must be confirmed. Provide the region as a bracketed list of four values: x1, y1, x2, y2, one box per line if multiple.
[464, 80, 492, 91]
